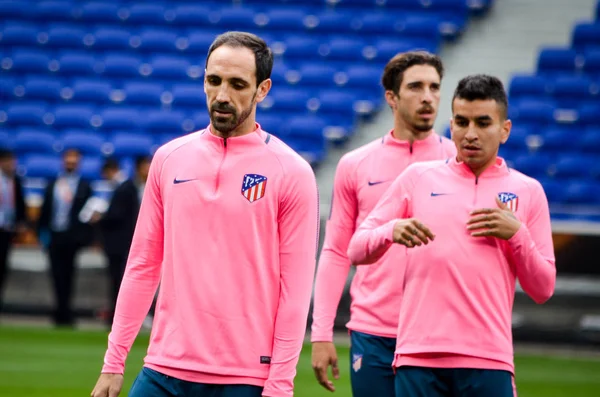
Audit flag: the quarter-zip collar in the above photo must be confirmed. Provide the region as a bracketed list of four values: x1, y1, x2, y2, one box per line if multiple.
[448, 155, 509, 180]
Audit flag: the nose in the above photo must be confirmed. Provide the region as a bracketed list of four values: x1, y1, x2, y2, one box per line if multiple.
[422, 87, 434, 104]
[464, 124, 478, 141]
[215, 84, 231, 103]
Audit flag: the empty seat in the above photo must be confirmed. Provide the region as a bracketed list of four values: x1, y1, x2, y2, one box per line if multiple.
[367, 38, 432, 63]
[79, 156, 103, 180]
[142, 110, 186, 133]
[125, 4, 168, 25]
[5, 50, 51, 74]
[541, 127, 578, 152]
[99, 107, 140, 131]
[343, 65, 382, 88]
[34, 1, 75, 22]
[579, 128, 600, 153]
[22, 154, 62, 178]
[22, 77, 63, 102]
[511, 153, 551, 179]
[91, 28, 132, 51]
[551, 155, 595, 179]
[44, 25, 86, 48]
[0, 130, 12, 150]
[296, 63, 338, 86]
[101, 53, 142, 78]
[260, 88, 311, 113]
[0, 77, 15, 99]
[257, 114, 285, 136]
[563, 180, 600, 204]
[572, 23, 600, 52]
[172, 5, 212, 27]
[259, 8, 307, 31]
[186, 31, 219, 54]
[110, 133, 154, 157]
[0, 23, 39, 46]
[537, 48, 580, 75]
[53, 105, 95, 129]
[578, 104, 600, 126]
[5, 103, 48, 127]
[78, 2, 121, 23]
[13, 129, 57, 154]
[551, 76, 594, 108]
[511, 100, 556, 127]
[121, 82, 165, 106]
[56, 53, 98, 76]
[502, 126, 529, 151]
[212, 7, 257, 30]
[135, 29, 179, 53]
[320, 37, 367, 61]
[356, 13, 404, 35]
[148, 56, 191, 80]
[70, 79, 113, 104]
[61, 130, 105, 155]
[583, 50, 600, 76]
[313, 90, 357, 118]
[171, 84, 205, 108]
[193, 112, 210, 130]
[305, 10, 355, 34]
[508, 75, 548, 101]
[539, 178, 565, 204]
[277, 36, 321, 59]
[0, 0, 30, 18]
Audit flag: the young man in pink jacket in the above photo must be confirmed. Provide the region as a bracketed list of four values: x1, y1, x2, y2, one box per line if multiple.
[347, 74, 556, 396]
[310, 51, 455, 396]
[91, 31, 320, 397]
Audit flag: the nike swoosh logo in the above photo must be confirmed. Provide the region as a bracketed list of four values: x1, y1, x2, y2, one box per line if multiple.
[173, 178, 196, 184]
[368, 181, 389, 186]
[430, 192, 451, 196]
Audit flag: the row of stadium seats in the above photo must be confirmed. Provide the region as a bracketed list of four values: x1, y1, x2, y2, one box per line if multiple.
[499, 2, 600, 209]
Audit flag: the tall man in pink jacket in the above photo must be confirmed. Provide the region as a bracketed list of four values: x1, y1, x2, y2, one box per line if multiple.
[91, 31, 320, 397]
[310, 51, 455, 396]
[348, 74, 556, 396]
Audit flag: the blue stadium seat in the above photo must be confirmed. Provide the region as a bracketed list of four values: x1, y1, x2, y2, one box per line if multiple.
[343, 65, 382, 89]
[22, 77, 63, 102]
[78, 2, 121, 23]
[61, 130, 105, 155]
[270, 62, 292, 85]
[69, 79, 113, 104]
[321, 37, 367, 61]
[578, 104, 600, 127]
[399, 16, 442, 44]
[53, 105, 95, 129]
[563, 180, 600, 205]
[156, 133, 180, 146]
[537, 48, 580, 75]
[149, 56, 191, 80]
[44, 25, 86, 48]
[56, 52, 98, 76]
[99, 107, 140, 132]
[579, 128, 600, 154]
[0, 77, 15, 99]
[510, 100, 556, 127]
[6, 50, 51, 74]
[502, 126, 529, 151]
[13, 129, 57, 154]
[212, 7, 257, 30]
[257, 114, 285, 136]
[572, 23, 600, 52]
[122, 82, 165, 106]
[508, 75, 548, 102]
[142, 110, 186, 134]
[101, 53, 141, 78]
[511, 153, 551, 179]
[110, 133, 155, 157]
[0, 130, 12, 150]
[305, 10, 355, 34]
[172, 5, 213, 27]
[356, 12, 404, 35]
[286, 114, 328, 164]
[124, 4, 168, 25]
[551, 76, 594, 109]
[21, 154, 61, 178]
[539, 178, 565, 204]
[193, 112, 210, 131]
[551, 155, 595, 179]
[34, 1, 75, 22]
[583, 50, 600, 76]
[541, 127, 578, 152]
[80, 156, 103, 180]
[367, 38, 434, 63]
[5, 103, 48, 127]
[296, 63, 337, 86]
[260, 8, 308, 31]
[277, 35, 321, 60]
[91, 28, 132, 51]
[0, 23, 39, 46]
[171, 84, 205, 109]
[186, 31, 219, 54]
[136, 29, 179, 53]
[260, 88, 311, 113]
[0, 0, 30, 18]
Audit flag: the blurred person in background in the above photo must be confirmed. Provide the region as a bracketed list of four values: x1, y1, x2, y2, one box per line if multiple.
[0, 148, 26, 315]
[90, 158, 139, 327]
[310, 51, 456, 396]
[134, 155, 151, 204]
[37, 148, 93, 327]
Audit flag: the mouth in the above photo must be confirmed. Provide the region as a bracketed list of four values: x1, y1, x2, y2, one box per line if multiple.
[213, 110, 234, 117]
[462, 145, 481, 156]
[417, 108, 434, 119]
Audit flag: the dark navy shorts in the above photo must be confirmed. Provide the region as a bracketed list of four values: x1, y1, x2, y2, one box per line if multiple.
[349, 331, 397, 397]
[128, 367, 263, 397]
[395, 366, 516, 397]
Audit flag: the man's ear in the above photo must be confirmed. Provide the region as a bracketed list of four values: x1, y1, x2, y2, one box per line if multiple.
[500, 118, 512, 144]
[384, 90, 398, 110]
[254, 79, 272, 104]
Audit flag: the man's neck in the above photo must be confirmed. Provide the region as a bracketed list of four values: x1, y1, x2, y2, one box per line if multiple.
[392, 127, 432, 143]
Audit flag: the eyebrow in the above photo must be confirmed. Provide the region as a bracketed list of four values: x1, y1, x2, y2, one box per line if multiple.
[455, 114, 493, 121]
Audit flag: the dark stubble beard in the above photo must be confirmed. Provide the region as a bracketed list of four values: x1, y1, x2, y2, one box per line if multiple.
[210, 92, 257, 137]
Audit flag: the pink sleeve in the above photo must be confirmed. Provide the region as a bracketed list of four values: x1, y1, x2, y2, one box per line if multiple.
[507, 180, 556, 304]
[263, 162, 319, 397]
[311, 157, 358, 342]
[443, 138, 457, 158]
[347, 169, 413, 265]
[101, 150, 165, 374]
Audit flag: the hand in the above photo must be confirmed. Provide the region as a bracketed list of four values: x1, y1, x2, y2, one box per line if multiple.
[467, 196, 521, 240]
[90, 373, 123, 397]
[89, 212, 102, 224]
[311, 342, 340, 392]
[392, 219, 435, 248]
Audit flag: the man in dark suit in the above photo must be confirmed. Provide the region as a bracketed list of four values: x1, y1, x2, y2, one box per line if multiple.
[91, 158, 139, 326]
[0, 148, 27, 313]
[37, 148, 93, 327]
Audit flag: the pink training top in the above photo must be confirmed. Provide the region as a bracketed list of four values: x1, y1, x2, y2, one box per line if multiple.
[101, 124, 320, 397]
[347, 157, 555, 373]
[311, 131, 455, 342]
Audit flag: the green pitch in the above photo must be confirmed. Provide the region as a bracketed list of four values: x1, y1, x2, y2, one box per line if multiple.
[1, 326, 599, 396]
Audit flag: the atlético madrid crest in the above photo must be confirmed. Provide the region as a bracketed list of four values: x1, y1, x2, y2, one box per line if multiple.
[498, 192, 519, 212]
[241, 174, 267, 203]
[352, 354, 362, 372]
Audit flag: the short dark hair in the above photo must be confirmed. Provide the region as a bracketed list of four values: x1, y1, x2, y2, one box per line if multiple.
[452, 74, 508, 119]
[102, 157, 120, 173]
[135, 155, 151, 170]
[0, 148, 14, 159]
[206, 31, 274, 86]
[381, 51, 444, 94]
